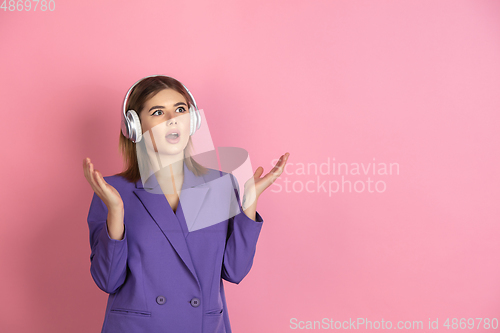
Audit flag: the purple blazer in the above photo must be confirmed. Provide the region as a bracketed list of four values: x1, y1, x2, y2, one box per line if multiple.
[87, 163, 263, 333]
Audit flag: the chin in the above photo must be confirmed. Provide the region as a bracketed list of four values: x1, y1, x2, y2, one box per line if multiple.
[156, 148, 184, 155]
[156, 144, 187, 157]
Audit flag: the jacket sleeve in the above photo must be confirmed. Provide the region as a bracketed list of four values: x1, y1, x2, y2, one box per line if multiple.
[87, 191, 128, 294]
[221, 174, 264, 284]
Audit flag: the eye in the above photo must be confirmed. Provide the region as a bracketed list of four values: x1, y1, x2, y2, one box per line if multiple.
[151, 106, 186, 116]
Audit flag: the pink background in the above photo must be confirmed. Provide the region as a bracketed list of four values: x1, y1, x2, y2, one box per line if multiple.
[1, 0, 499, 332]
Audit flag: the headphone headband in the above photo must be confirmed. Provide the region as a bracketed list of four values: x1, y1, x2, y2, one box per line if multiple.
[121, 74, 201, 142]
[122, 74, 198, 120]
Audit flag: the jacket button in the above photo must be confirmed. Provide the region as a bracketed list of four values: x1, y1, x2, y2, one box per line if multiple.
[190, 297, 200, 307]
[156, 296, 166, 305]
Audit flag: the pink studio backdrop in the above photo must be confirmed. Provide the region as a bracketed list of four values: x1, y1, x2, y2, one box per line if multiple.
[1, 0, 499, 332]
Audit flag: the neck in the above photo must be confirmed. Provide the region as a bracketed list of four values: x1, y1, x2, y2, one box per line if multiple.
[154, 159, 184, 195]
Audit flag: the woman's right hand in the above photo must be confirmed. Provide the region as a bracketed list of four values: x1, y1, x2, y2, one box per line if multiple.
[83, 157, 124, 211]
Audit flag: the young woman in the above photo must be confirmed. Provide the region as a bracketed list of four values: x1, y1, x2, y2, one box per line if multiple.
[82, 75, 289, 333]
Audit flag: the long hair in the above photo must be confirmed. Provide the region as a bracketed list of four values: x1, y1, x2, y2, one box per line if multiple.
[117, 76, 208, 183]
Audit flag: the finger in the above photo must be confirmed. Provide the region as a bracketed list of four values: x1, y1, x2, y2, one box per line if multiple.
[283, 152, 290, 164]
[90, 166, 103, 193]
[276, 153, 290, 168]
[265, 158, 281, 176]
[278, 154, 285, 166]
[84, 158, 94, 183]
[88, 161, 98, 188]
[83, 159, 99, 192]
[271, 156, 286, 174]
[83, 158, 91, 176]
[276, 153, 290, 174]
[93, 171, 109, 200]
[261, 169, 280, 184]
[273, 155, 285, 170]
[256, 154, 289, 189]
[83, 158, 90, 182]
[93, 169, 106, 191]
[254, 166, 264, 179]
[270, 156, 289, 178]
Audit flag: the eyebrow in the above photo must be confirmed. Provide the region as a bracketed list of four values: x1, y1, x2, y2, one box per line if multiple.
[148, 102, 187, 113]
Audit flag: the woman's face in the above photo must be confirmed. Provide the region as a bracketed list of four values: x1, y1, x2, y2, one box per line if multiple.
[139, 88, 191, 158]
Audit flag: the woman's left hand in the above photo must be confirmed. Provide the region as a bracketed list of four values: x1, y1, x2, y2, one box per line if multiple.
[242, 152, 290, 209]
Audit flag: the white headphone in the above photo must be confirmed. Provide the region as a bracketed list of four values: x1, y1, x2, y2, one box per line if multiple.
[121, 74, 202, 143]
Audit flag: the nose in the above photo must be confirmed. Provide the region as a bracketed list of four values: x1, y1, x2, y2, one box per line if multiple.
[165, 111, 178, 125]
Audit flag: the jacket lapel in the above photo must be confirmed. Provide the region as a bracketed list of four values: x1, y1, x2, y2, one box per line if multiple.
[132, 163, 209, 288]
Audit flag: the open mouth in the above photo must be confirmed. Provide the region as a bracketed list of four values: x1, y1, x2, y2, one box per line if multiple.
[165, 132, 180, 143]
[166, 133, 179, 139]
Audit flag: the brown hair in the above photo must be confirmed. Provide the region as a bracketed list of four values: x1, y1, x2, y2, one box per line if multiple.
[117, 76, 208, 183]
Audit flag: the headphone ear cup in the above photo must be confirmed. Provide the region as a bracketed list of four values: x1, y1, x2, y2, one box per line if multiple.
[189, 105, 202, 136]
[194, 108, 201, 131]
[189, 106, 195, 136]
[189, 105, 201, 136]
[126, 110, 143, 143]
